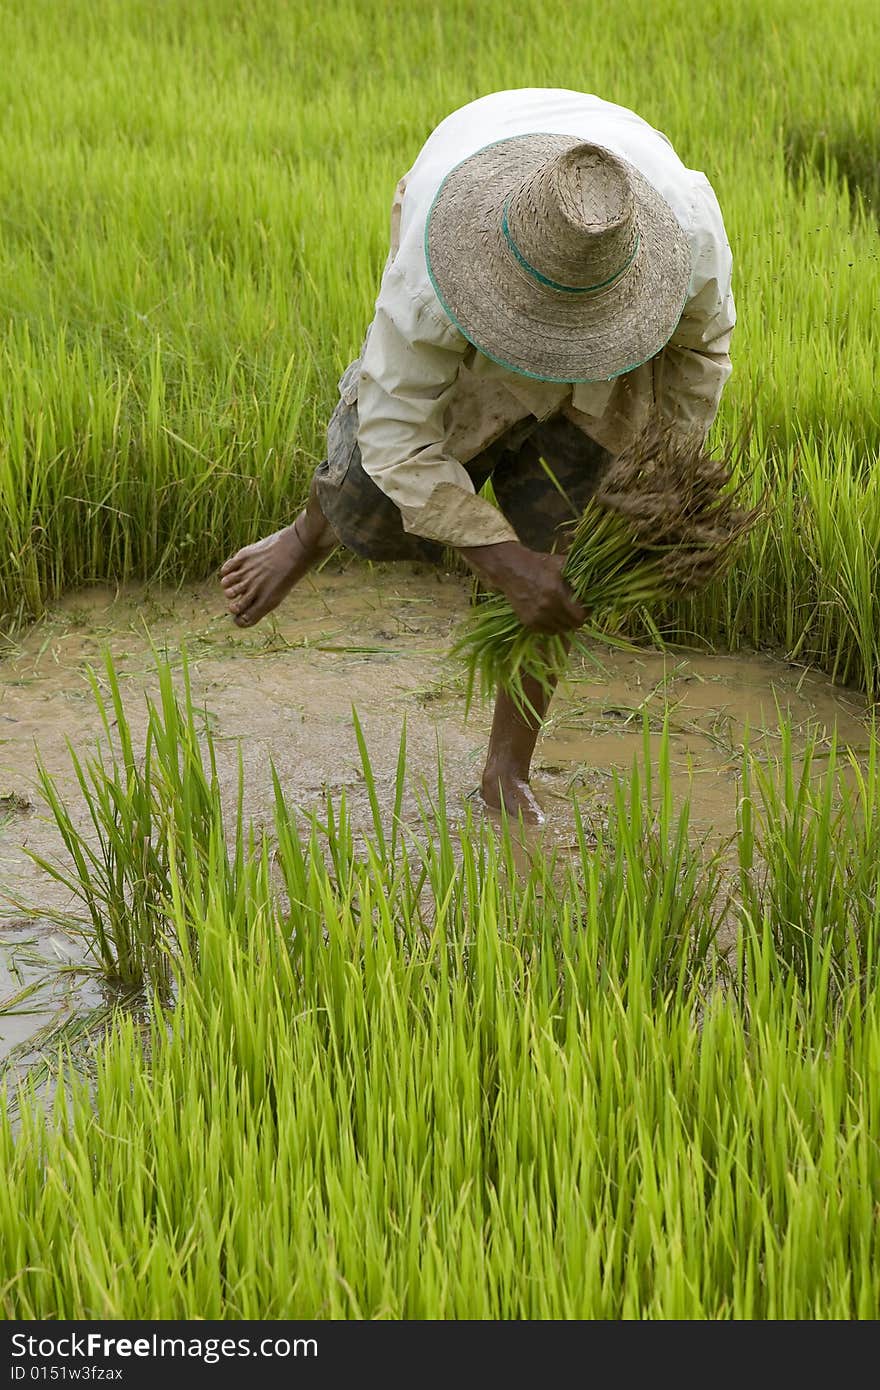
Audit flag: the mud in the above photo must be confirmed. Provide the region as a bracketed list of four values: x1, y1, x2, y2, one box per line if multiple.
[0, 556, 870, 1068]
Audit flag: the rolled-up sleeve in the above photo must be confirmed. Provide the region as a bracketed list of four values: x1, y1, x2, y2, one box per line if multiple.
[654, 173, 736, 439]
[356, 262, 519, 548]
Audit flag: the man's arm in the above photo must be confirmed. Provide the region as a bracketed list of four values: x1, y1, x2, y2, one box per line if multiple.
[357, 263, 585, 632]
[356, 261, 518, 549]
[459, 541, 586, 634]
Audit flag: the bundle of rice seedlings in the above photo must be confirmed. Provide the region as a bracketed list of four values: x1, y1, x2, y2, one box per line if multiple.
[453, 421, 763, 715]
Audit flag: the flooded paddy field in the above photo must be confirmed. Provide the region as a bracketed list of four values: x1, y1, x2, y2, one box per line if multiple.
[1, 558, 869, 1072]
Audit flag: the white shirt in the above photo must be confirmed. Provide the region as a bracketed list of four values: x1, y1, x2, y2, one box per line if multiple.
[355, 89, 736, 549]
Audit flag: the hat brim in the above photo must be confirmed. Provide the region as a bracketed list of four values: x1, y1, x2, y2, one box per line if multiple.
[425, 133, 692, 383]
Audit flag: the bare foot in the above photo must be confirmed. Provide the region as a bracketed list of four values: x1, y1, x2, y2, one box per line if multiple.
[480, 764, 545, 825]
[220, 518, 330, 627]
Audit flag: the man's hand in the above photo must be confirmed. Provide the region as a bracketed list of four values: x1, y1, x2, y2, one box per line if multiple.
[459, 540, 587, 634]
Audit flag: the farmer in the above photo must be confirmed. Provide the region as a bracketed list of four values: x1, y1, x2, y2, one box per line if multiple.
[221, 88, 734, 822]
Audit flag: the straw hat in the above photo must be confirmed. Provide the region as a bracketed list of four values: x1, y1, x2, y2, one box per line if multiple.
[425, 134, 692, 383]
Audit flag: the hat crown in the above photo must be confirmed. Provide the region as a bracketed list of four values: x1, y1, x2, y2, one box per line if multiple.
[503, 144, 638, 292]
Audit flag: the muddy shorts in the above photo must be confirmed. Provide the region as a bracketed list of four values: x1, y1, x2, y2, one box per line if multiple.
[313, 359, 612, 561]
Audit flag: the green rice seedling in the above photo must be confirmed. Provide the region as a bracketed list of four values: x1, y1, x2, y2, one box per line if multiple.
[4, 712, 880, 1317]
[454, 424, 761, 714]
[21, 649, 239, 994]
[737, 716, 880, 1003]
[588, 718, 729, 998]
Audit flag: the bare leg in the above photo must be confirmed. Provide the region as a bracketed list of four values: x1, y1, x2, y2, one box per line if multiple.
[220, 479, 338, 627]
[480, 656, 565, 826]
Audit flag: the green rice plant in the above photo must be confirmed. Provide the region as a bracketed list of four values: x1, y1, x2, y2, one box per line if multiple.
[588, 719, 729, 998]
[4, 706, 880, 1317]
[786, 117, 880, 216]
[737, 718, 880, 1003]
[454, 426, 761, 714]
[22, 649, 242, 994]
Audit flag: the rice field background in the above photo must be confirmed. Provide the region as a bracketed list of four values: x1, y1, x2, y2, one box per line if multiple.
[2, 0, 880, 1321]
[2, 0, 879, 686]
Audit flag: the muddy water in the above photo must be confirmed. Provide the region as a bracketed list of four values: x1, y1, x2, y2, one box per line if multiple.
[0, 557, 870, 1068]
